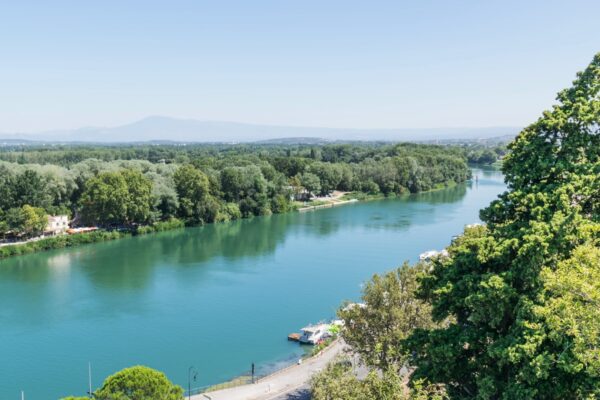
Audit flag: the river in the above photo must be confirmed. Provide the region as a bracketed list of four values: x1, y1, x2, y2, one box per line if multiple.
[0, 167, 505, 399]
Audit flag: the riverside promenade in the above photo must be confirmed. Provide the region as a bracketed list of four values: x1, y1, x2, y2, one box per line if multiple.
[193, 340, 346, 400]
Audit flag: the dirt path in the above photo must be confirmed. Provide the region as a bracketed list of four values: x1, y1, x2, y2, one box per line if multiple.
[194, 340, 346, 400]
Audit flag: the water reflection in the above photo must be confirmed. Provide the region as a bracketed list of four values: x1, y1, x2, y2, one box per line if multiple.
[0, 169, 504, 291]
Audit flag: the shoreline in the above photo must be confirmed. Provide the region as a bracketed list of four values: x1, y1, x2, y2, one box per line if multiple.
[0, 218, 184, 259]
[0, 175, 480, 260]
[297, 198, 359, 212]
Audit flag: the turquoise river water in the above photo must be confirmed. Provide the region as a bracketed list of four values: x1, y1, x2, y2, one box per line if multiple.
[0, 168, 505, 399]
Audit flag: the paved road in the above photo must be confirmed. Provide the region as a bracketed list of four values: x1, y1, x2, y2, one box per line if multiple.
[271, 387, 311, 400]
[194, 340, 346, 400]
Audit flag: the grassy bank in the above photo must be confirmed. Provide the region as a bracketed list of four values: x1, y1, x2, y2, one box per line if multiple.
[0, 218, 185, 259]
[340, 179, 460, 203]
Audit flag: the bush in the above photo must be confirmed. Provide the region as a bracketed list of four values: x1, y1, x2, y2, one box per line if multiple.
[135, 218, 184, 235]
[62, 365, 183, 400]
[0, 230, 128, 259]
[214, 203, 242, 223]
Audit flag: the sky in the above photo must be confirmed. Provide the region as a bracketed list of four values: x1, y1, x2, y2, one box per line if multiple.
[0, 0, 599, 133]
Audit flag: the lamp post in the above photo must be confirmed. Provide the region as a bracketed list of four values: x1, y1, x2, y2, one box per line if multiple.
[188, 366, 198, 400]
[87, 362, 93, 398]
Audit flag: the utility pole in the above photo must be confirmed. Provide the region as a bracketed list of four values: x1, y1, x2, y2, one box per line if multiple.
[21, 390, 25, 400]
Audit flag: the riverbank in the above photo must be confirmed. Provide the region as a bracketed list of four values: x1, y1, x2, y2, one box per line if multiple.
[338, 179, 462, 204]
[0, 181, 465, 259]
[297, 198, 359, 212]
[0, 218, 184, 259]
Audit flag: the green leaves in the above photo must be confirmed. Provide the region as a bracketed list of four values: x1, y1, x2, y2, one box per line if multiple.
[80, 170, 153, 226]
[311, 359, 408, 400]
[339, 262, 434, 370]
[66, 365, 184, 400]
[408, 52, 600, 399]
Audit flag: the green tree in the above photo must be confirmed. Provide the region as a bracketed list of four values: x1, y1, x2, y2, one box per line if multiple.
[408, 53, 600, 399]
[311, 359, 366, 400]
[340, 262, 435, 370]
[311, 358, 446, 400]
[220, 166, 243, 202]
[300, 172, 321, 196]
[80, 171, 129, 225]
[0, 214, 7, 239]
[220, 166, 270, 217]
[20, 205, 48, 237]
[4, 207, 26, 235]
[173, 164, 213, 223]
[121, 169, 153, 224]
[65, 365, 183, 400]
[308, 162, 343, 194]
[80, 170, 152, 226]
[536, 245, 600, 378]
[152, 180, 179, 220]
[3, 205, 47, 238]
[13, 169, 51, 208]
[0, 165, 16, 210]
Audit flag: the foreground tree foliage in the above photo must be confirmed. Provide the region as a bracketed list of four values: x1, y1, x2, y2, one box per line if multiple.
[339, 262, 435, 370]
[408, 53, 600, 398]
[61, 365, 184, 400]
[310, 263, 439, 399]
[311, 53, 599, 400]
[311, 360, 405, 400]
[311, 359, 447, 400]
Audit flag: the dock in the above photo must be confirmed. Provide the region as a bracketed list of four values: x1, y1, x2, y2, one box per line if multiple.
[287, 333, 300, 342]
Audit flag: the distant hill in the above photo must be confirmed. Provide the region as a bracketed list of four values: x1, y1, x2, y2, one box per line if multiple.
[0, 116, 521, 143]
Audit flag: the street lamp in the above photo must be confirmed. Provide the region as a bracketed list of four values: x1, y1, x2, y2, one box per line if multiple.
[188, 366, 198, 400]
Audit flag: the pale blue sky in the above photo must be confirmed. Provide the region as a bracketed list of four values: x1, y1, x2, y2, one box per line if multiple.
[1, 0, 598, 132]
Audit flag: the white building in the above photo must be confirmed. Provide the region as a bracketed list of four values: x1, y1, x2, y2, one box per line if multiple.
[46, 215, 69, 235]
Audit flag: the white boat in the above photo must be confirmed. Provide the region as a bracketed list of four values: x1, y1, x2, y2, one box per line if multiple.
[298, 323, 330, 344]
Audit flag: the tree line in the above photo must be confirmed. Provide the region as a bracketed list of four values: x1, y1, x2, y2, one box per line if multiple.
[0, 141, 504, 166]
[0, 143, 472, 239]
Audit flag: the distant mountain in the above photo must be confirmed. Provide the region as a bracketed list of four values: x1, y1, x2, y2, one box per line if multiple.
[0, 116, 521, 143]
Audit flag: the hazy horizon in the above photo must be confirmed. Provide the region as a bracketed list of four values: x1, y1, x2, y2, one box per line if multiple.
[1, 1, 599, 135]
[3, 114, 522, 135]
[0, 115, 521, 143]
